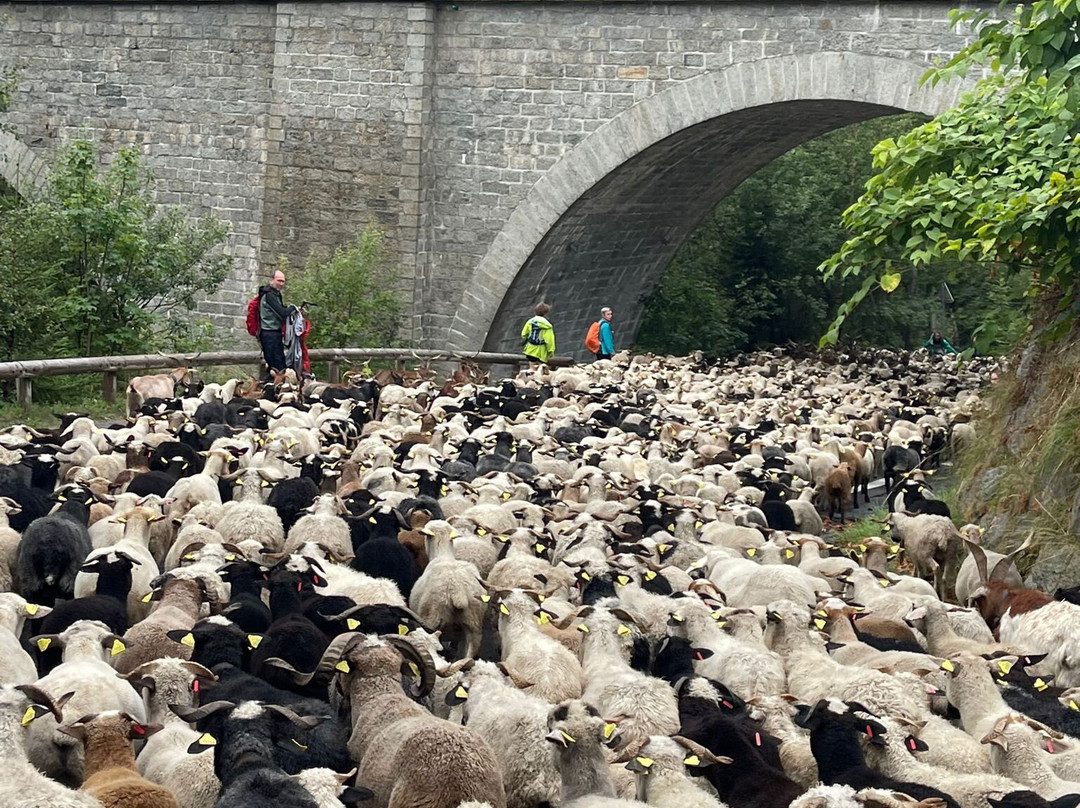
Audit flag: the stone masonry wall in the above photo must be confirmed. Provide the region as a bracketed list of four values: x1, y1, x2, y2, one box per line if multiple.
[0, 2, 986, 353]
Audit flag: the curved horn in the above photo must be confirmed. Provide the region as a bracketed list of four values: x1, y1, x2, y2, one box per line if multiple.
[14, 685, 71, 723]
[169, 700, 234, 723]
[380, 634, 436, 698]
[264, 703, 321, 730]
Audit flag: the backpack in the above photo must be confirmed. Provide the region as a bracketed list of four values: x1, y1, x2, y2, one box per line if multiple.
[525, 319, 546, 346]
[584, 321, 601, 354]
[246, 293, 261, 336]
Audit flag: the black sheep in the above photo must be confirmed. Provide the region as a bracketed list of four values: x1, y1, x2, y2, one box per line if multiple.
[16, 490, 94, 606]
[267, 477, 320, 534]
[218, 560, 273, 635]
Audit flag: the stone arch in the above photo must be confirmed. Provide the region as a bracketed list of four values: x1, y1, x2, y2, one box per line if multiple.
[0, 130, 47, 198]
[445, 52, 972, 354]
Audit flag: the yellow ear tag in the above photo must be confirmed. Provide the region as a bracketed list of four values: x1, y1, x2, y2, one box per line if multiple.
[603, 722, 618, 739]
[657, 544, 670, 553]
[878, 579, 891, 587]
[481, 594, 491, 603]
[24, 603, 39, 616]
[858, 544, 867, 552]
[671, 613, 684, 623]
[368, 517, 377, 524]
[335, 660, 351, 673]
[695, 520, 703, 528]
[477, 527, 487, 535]
[1035, 678, 1050, 691]
[746, 548, 757, 557]
[617, 624, 632, 637]
[815, 609, 829, 617]
[21, 706, 37, 726]
[1070, 700, 1079, 711]
[635, 756, 654, 768]
[785, 549, 795, 559]
[499, 603, 510, 616]
[198, 733, 216, 746]
[890, 545, 900, 554]
[180, 633, 196, 648]
[997, 659, 1015, 675]
[247, 635, 263, 649]
[684, 754, 701, 766]
[814, 618, 827, 630]
[454, 686, 469, 700]
[581, 572, 592, 581]
[616, 575, 630, 587]
[534, 543, 546, 555]
[110, 639, 126, 656]
[537, 611, 551, 625]
[645, 570, 657, 581]
[291, 739, 308, 750]
[408, 662, 420, 679]
[36, 638, 51, 652]
[940, 659, 955, 672]
[347, 619, 361, 630]
[142, 591, 155, 603]
[577, 624, 590, 633]
[397, 623, 410, 635]
[560, 730, 576, 743]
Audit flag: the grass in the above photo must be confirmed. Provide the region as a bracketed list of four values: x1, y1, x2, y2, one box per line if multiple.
[830, 507, 890, 550]
[0, 397, 127, 429]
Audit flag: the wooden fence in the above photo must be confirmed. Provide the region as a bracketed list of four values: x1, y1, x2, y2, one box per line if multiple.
[0, 348, 574, 407]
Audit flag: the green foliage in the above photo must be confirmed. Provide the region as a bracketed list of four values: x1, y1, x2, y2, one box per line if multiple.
[285, 227, 404, 351]
[0, 139, 229, 401]
[0, 396, 124, 431]
[822, 1, 1080, 345]
[638, 114, 1027, 356]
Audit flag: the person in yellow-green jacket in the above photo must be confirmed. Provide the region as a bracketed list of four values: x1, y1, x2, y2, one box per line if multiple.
[521, 302, 556, 364]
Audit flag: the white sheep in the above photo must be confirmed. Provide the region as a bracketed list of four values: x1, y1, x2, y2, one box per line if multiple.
[0, 592, 50, 685]
[495, 589, 584, 704]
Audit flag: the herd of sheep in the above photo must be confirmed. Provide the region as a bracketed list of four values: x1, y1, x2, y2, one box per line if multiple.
[2, 346, 1079, 808]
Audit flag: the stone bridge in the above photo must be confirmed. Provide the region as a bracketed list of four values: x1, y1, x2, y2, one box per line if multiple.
[0, 1, 983, 356]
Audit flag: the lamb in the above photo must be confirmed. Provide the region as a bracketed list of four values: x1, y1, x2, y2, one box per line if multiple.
[493, 588, 584, 703]
[576, 606, 680, 738]
[859, 715, 1025, 808]
[980, 715, 1080, 800]
[17, 500, 94, 606]
[0, 592, 50, 685]
[25, 620, 147, 785]
[0, 683, 102, 808]
[122, 659, 220, 808]
[545, 699, 648, 808]
[74, 507, 163, 623]
[887, 513, 960, 600]
[825, 462, 854, 523]
[0, 496, 23, 592]
[448, 659, 561, 808]
[112, 574, 205, 675]
[284, 494, 352, 561]
[611, 733, 729, 808]
[331, 632, 507, 808]
[408, 520, 487, 659]
[59, 711, 179, 808]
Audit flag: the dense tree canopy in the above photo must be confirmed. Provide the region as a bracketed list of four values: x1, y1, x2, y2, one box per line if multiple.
[821, 1, 1080, 345]
[636, 113, 1027, 358]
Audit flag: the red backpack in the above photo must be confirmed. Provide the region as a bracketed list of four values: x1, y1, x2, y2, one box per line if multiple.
[246, 294, 261, 336]
[584, 321, 601, 353]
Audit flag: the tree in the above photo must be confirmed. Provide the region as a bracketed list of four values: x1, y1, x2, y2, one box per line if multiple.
[821, 1, 1080, 347]
[0, 139, 230, 364]
[284, 227, 404, 351]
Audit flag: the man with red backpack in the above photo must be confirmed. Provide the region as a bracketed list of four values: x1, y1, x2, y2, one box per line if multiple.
[248, 270, 289, 381]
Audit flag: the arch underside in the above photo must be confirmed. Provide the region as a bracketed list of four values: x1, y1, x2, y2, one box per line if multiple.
[0, 131, 47, 199]
[482, 99, 903, 354]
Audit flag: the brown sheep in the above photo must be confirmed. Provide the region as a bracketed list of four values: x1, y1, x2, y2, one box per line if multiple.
[824, 462, 853, 524]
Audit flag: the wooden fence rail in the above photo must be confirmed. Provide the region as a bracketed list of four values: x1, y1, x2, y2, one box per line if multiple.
[0, 348, 573, 408]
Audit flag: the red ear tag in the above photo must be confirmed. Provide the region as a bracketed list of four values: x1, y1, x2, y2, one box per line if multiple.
[755, 732, 762, 746]
[695, 651, 705, 661]
[1047, 739, 1056, 754]
[297, 582, 302, 592]
[907, 738, 916, 751]
[865, 724, 874, 738]
[192, 680, 200, 693]
[312, 574, 321, 585]
[132, 723, 146, 736]
[721, 700, 733, 710]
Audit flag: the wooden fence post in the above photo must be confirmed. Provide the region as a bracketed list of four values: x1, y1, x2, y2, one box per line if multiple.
[328, 361, 340, 383]
[16, 376, 32, 408]
[102, 370, 117, 403]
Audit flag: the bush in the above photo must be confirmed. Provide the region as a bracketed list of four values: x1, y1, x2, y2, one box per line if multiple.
[284, 227, 404, 351]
